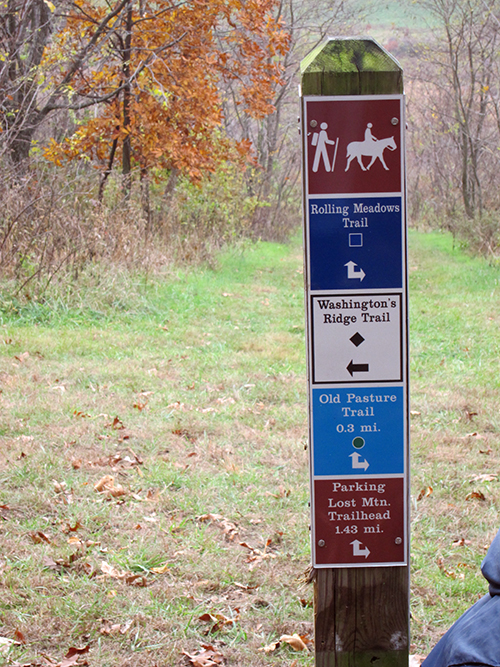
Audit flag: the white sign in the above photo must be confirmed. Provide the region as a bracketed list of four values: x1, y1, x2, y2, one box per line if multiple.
[311, 292, 402, 384]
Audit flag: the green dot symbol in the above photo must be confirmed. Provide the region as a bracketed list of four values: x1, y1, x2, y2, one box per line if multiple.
[352, 437, 365, 449]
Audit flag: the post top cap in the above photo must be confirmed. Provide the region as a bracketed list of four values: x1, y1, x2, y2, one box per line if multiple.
[301, 37, 402, 75]
[300, 37, 403, 96]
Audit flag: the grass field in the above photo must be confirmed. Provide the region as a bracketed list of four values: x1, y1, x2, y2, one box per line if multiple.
[1, 229, 499, 666]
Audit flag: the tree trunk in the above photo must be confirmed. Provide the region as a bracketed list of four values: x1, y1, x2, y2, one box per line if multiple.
[121, 0, 133, 200]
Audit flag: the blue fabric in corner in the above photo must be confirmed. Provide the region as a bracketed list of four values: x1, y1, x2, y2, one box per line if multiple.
[422, 528, 500, 667]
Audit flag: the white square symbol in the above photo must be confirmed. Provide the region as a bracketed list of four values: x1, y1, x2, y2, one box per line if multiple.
[349, 233, 363, 247]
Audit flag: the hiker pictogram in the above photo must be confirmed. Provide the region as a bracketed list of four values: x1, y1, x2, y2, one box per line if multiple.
[311, 122, 339, 173]
[345, 123, 397, 172]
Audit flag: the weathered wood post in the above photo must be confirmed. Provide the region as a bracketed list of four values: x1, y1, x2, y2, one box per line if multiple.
[300, 38, 409, 667]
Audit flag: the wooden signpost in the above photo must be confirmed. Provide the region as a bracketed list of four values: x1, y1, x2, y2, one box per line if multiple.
[300, 38, 409, 667]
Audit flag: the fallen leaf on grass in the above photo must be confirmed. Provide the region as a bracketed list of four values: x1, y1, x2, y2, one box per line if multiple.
[93, 475, 127, 498]
[452, 538, 472, 547]
[182, 644, 225, 666]
[73, 409, 91, 418]
[259, 633, 312, 654]
[409, 655, 426, 667]
[280, 633, 312, 651]
[239, 539, 277, 569]
[105, 416, 125, 430]
[43, 551, 86, 573]
[100, 561, 147, 587]
[30, 531, 52, 544]
[462, 408, 478, 421]
[100, 619, 134, 636]
[0, 636, 21, 654]
[172, 428, 198, 443]
[145, 488, 160, 501]
[89, 450, 142, 470]
[416, 486, 433, 501]
[267, 485, 290, 499]
[61, 645, 90, 667]
[437, 557, 464, 580]
[233, 582, 258, 591]
[198, 609, 239, 634]
[13, 629, 26, 644]
[258, 639, 280, 653]
[150, 562, 170, 574]
[61, 520, 83, 534]
[465, 491, 486, 501]
[197, 514, 239, 541]
[471, 473, 497, 482]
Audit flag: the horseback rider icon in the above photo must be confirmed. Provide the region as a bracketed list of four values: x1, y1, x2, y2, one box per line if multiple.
[345, 122, 397, 172]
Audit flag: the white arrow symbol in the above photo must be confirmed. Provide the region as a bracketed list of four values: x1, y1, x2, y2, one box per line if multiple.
[345, 261, 365, 281]
[351, 539, 370, 558]
[349, 452, 369, 470]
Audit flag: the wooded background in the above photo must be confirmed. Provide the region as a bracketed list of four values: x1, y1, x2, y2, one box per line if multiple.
[2, 0, 500, 294]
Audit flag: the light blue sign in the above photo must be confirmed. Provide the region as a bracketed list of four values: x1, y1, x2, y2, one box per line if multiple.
[312, 386, 405, 476]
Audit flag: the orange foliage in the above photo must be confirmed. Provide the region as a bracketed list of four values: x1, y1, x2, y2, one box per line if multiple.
[43, 0, 289, 179]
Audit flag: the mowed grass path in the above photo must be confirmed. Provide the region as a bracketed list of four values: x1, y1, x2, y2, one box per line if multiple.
[0, 230, 499, 664]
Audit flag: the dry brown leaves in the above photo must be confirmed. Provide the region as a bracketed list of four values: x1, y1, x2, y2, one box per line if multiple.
[182, 644, 225, 666]
[83, 449, 142, 470]
[436, 557, 469, 579]
[196, 514, 279, 569]
[471, 473, 497, 482]
[93, 475, 127, 498]
[416, 486, 433, 501]
[99, 619, 134, 636]
[198, 610, 239, 634]
[3, 644, 90, 667]
[452, 537, 472, 547]
[29, 531, 52, 545]
[259, 632, 313, 653]
[197, 514, 239, 541]
[239, 538, 277, 569]
[465, 490, 486, 501]
[99, 561, 147, 587]
[43, 551, 91, 575]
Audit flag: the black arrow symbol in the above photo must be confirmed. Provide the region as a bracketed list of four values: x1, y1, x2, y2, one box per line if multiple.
[347, 360, 369, 377]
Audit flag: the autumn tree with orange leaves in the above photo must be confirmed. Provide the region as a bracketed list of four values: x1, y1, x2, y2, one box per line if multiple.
[40, 0, 289, 198]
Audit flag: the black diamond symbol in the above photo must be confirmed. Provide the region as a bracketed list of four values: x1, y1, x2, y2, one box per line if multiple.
[350, 332, 365, 347]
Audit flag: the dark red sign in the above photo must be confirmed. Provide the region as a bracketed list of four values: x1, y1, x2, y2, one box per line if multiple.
[314, 477, 405, 565]
[305, 97, 402, 195]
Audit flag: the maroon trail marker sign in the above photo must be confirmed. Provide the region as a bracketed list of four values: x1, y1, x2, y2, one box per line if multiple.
[300, 38, 409, 667]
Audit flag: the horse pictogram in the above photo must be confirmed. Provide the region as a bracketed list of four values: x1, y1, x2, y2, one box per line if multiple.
[345, 123, 397, 172]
